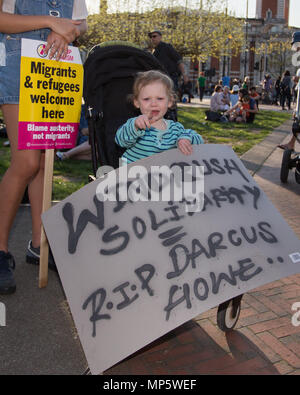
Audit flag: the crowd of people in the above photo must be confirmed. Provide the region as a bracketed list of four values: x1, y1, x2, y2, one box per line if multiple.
[260, 72, 297, 110]
[208, 78, 259, 124]
[204, 69, 299, 124]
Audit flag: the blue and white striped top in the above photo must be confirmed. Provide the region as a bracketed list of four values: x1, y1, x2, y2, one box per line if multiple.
[115, 117, 204, 164]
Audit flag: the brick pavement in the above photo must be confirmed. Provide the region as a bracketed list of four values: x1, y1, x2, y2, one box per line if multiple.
[104, 124, 300, 376]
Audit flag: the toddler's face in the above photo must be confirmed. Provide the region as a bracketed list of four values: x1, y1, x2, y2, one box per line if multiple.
[134, 81, 172, 123]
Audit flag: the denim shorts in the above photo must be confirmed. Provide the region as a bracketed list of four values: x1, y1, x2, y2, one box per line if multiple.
[0, 38, 21, 105]
[0, 0, 74, 105]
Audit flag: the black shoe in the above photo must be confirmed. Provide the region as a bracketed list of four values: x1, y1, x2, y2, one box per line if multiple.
[0, 251, 16, 294]
[26, 241, 57, 272]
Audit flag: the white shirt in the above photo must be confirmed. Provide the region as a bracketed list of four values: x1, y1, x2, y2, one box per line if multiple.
[2, 0, 88, 19]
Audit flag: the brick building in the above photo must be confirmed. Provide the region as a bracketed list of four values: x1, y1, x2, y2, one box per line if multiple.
[196, 0, 297, 89]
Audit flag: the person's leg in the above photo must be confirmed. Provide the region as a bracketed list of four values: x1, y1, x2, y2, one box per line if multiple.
[278, 135, 296, 150]
[200, 87, 204, 101]
[0, 104, 42, 253]
[0, 104, 42, 293]
[287, 93, 291, 110]
[27, 152, 45, 248]
[57, 141, 91, 160]
[281, 93, 286, 109]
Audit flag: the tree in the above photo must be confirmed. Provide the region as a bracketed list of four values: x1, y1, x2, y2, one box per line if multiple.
[253, 27, 296, 77]
[78, 0, 244, 62]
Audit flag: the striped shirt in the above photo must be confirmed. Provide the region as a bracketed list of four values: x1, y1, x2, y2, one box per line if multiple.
[115, 117, 204, 164]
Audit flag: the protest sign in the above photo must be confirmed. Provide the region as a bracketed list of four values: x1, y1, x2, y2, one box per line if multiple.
[42, 145, 300, 375]
[18, 39, 83, 150]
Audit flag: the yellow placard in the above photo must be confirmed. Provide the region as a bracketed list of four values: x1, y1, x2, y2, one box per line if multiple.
[18, 39, 83, 150]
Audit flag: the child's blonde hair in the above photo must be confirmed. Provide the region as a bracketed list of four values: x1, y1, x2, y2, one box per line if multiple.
[132, 70, 176, 104]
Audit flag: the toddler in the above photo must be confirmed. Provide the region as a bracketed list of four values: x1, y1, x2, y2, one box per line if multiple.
[239, 95, 251, 122]
[249, 86, 260, 109]
[115, 70, 204, 164]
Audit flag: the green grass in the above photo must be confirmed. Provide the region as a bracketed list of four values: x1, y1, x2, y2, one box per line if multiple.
[0, 108, 291, 201]
[52, 159, 93, 200]
[178, 108, 291, 155]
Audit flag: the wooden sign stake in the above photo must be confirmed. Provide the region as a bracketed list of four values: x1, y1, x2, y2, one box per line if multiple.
[39, 149, 54, 288]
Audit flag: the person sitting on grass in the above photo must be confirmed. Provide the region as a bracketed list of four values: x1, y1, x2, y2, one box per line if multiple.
[239, 95, 251, 123]
[225, 88, 258, 123]
[220, 86, 231, 109]
[210, 85, 229, 112]
[56, 139, 91, 161]
[230, 85, 240, 107]
[115, 70, 204, 165]
[249, 86, 260, 110]
[56, 104, 91, 161]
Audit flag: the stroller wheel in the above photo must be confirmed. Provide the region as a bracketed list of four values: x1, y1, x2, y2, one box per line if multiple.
[280, 149, 293, 183]
[295, 167, 300, 184]
[217, 295, 242, 332]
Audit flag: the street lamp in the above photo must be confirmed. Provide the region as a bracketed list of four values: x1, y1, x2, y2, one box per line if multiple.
[243, 0, 249, 79]
[222, 2, 230, 79]
[222, 34, 232, 78]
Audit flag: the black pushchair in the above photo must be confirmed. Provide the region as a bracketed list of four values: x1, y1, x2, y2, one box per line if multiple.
[83, 42, 242, 335]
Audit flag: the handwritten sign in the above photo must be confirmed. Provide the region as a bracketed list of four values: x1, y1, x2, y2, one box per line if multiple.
[42, 145, 300, 375]
[18, 39, 83, 150]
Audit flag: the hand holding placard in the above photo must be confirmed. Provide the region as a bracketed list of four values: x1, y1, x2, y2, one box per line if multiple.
[18, 39, 83, 150]
[18, 38, 83, 286]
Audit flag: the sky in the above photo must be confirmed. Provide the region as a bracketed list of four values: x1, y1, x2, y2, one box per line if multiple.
[85, 0, 300, 27]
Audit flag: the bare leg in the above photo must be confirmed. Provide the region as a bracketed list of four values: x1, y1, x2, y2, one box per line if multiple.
[0, 104, 41, 252]
[277, 136, 296, 150]
[28, 153, 45, 248]
[58, 140, 91, 160]
[284, 136, 296, 150]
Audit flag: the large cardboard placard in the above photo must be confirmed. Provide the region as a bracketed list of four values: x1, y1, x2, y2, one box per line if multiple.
[18, 39, 83, 150]
[42, 145, 300, 375]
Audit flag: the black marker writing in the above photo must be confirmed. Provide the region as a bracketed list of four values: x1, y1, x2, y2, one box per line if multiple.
[164, 258, 263, 321]
[82, 288, 110, 337]
[113, 282, 139, 310]
[166, 221, 277, 279]
[82, 264, 156, 337]
[62, 196, 104, 254]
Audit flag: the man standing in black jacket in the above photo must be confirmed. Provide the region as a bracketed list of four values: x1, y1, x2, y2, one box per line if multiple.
[148, 29, 189, 121]
[148, 29, 189, 92]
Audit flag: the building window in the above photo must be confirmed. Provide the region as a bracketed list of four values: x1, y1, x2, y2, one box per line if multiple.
[277, 0, 285, 19]
[266, 9, 272, 20]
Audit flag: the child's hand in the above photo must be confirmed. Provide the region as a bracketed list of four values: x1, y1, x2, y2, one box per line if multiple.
[134, 115, 151, 130]
[178, 139, 193, 155]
